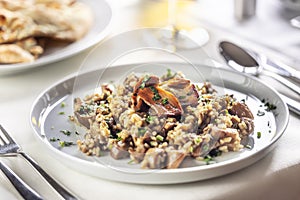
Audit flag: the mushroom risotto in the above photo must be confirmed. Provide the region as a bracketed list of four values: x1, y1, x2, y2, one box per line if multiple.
[73, 70, 254, 169]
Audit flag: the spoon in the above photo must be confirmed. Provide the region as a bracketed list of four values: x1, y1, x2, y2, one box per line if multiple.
[291, 16, 300, 29]
[219, 41, 300, 96]
[219, 41, 300, 116]
[241, 48, 300, 82]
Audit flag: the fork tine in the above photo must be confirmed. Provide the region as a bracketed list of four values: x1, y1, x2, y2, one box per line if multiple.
[0, 136, 4, 145]
[0, 125, 15, 144]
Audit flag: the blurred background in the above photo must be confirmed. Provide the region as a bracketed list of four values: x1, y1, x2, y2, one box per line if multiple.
[114, 0, 300, 68]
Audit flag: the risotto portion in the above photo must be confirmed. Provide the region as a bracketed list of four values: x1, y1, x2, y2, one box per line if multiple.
[74, 70, 254, 169]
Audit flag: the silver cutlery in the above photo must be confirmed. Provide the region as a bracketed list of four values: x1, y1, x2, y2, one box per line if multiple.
[241, 45, 300, 81]
[262, 56, 300, 81]
[0, 160, 43, 200]
[219, 40, 300, 81]
[0, 125, 77, 200]
[218, 41, 300, 116]
[219, 41, 300, 96]
[291, 16, 300, 29]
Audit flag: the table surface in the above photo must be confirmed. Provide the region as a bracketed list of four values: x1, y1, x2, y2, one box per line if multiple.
[1, 0, 300, 199]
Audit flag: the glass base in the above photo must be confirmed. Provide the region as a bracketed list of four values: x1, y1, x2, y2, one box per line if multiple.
[159, 26, 210, 50]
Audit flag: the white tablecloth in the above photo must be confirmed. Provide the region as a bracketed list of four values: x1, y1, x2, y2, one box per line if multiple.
[0, 0, 300, 199]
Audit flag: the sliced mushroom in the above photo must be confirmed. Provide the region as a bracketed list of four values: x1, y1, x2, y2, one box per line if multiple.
[110, 143, 130, 159]
[191, 136, 215, 158]
[161, 77, 199, 107]
[161, 118, 177, 138]
[133, 75, 159, 93]
[239, 117, 254, 137]
[229, 102, 254, 119]
[132, 75, 183, 117]
[209, 126, 239, 140]
[73, 97, 95, 128]
[129, 148, 146, 163]
[163, 77, 190, 89]
[209, 126, 243, 151]
[141, 148, 168, 169]
[166, 149, 186, 169]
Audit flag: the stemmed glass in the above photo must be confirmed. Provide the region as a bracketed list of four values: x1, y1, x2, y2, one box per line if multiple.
[159, 0, 209, 50]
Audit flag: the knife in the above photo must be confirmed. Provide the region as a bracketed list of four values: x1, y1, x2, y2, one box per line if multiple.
[247, 49, 300, 81]
[291, 16, 300, 29]
[263, 56, 300, 80]
[0, 160, 43, 200]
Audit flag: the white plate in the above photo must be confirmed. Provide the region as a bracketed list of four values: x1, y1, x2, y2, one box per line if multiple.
[0, 0, 113, 75]
[30, 63, 289, 184]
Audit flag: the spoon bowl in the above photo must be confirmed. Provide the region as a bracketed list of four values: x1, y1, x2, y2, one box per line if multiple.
[219, 41, 300, 96]
[219, 41, 263, 76]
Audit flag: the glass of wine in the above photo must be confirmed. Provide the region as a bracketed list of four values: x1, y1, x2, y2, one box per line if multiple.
[158, 0, 210, 50]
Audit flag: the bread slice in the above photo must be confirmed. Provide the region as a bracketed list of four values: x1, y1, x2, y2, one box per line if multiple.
[0, 44, 35, 63]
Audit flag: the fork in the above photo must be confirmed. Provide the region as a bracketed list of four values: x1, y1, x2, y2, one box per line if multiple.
[0, 125, 77, 200]
[0, 160, 43, 200]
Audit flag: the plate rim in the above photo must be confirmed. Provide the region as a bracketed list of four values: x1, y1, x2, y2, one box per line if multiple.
[30, 62, 289, 184]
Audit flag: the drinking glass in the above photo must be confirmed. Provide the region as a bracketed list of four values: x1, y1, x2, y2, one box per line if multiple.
[158, 0, 209, 50]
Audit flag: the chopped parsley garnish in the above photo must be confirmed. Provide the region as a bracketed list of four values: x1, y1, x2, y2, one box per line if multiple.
[149, 86, 157, 93]
[140, 83, 146, 89]
[99, 103, 106, 108]
[224, 109, 229, 115]
[189, 146, 194, 153]
[187, 91, 193, 96]
[194, 137, 201, 145]
[209, 149, 222, 157]
[138, 128, 146, 136]
[78, 104, 94, 114]
[117, 136, 122, 141]
[165, 69, 177, 79]
[257, 110, 265, 116]
[140, 75, 150, 89]
[264, 102, 277, 111]
[50, 137, 60, 142]
[60, 129, 71, 136]
[202, 144, 209, 152]
[162, 98, 169, 105]
[167, 69, 172, 78]
[61, 102, 66, 108]
[128, 159, 135, 164]
[149, 86, 161, 101]
[156, 135, 164, 141]
[59, 141, 74, 147]
[195, 85, 201, 91]
[204, 155, 213, 164]
[146, 115, 155, 123]
[58, 111, 65, 115]
[257, 131, 262, 139]
[261, 99, 277, 111]
[153, 93, 161, 101]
